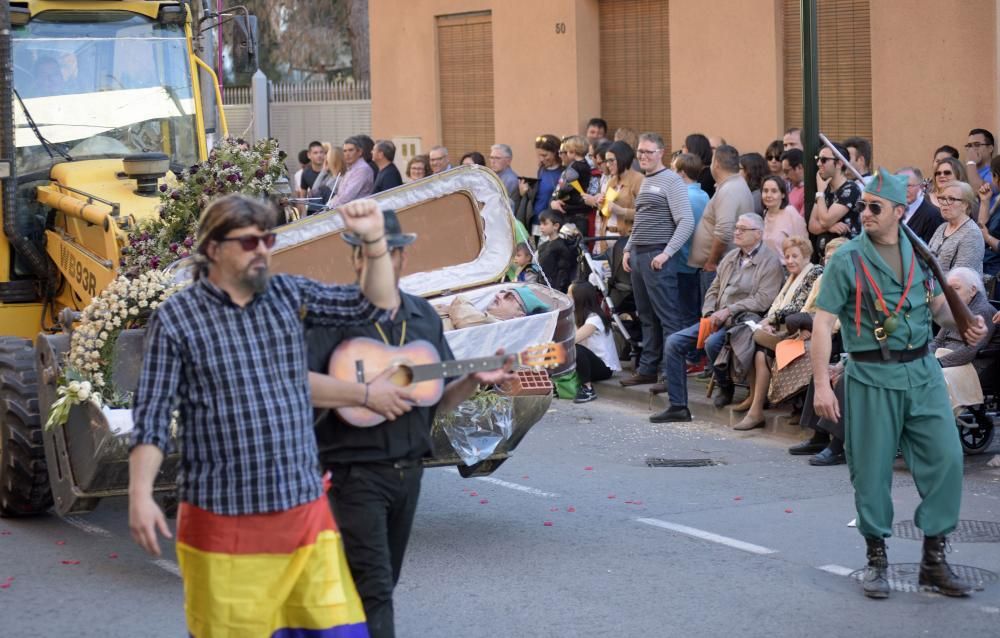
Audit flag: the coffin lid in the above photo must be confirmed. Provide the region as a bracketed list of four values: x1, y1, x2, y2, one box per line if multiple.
[269, 165, 516, 298]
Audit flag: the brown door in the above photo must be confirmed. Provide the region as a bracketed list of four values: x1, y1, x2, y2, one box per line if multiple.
[599, 0, 671, 148]
[437, 12, 495, 161]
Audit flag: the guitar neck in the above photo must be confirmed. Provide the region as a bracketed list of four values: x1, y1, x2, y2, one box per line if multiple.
[409, 355, 513, 383]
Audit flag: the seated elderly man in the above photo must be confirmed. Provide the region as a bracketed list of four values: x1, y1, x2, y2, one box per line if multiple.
[930, 267, 996, 412]
[651, 213, 784, 422]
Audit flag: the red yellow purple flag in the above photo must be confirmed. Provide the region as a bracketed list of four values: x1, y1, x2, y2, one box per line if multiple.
[176, 497, 368, 637]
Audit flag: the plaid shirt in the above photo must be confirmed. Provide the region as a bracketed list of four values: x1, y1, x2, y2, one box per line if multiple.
[131, 274, 384, 515]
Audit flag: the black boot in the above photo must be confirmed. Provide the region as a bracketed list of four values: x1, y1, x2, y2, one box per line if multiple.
[862, 537, 890, 599]
[919, 535, 972, 597]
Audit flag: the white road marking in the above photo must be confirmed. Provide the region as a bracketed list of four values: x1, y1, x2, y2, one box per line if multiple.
[152, 559, 181, 577]
[62, 516, 113, 538]
[980, 606, 999, 614]
[636, 518, 779, 555]
[818, 564, 855, 577]
[444, 468, 559, 498]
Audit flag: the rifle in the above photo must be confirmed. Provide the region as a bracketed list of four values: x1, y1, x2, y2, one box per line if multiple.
[817, 133, 977, 337]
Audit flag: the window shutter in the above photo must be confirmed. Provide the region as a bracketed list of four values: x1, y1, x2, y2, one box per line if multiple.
[783, 0, 872, 141]
[599, 0, 671, 147]
[437, 12, 495, 160]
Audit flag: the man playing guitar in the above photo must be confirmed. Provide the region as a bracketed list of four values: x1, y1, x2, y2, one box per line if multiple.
[306, 201, 516, 638]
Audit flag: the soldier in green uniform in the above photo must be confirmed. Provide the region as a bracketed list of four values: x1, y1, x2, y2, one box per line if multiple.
[810, 168, 987, 599]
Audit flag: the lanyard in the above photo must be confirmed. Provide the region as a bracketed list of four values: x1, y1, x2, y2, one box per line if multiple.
[860, 253, 915, 316]
[374, 320, 407, 347]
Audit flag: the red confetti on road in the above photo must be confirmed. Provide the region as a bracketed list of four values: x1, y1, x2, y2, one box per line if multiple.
[55, 541, 66, 546]
[632, 500, 643, 505]
[61, 560, 80, 565]
[607, 494, 616, 499]
[521, 476, 529, 479]
[469, 491, 478, 497]
[625, 500, 634, 504]
[784, 508, 793, 514]
[108, 553, 119, 559]
[0, 530, 11, 536]
[479, 500, 488, 505]
[549, 507, 559, 512]
[543, 521, 553, 526]
[0, 583, 10, 590]
[734, 496, 743, 501]
[566, 506, 576, 512]
[584, 466, 593, 471]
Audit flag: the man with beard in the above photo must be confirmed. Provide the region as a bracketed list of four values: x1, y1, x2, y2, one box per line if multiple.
[129, 194, 398, 636]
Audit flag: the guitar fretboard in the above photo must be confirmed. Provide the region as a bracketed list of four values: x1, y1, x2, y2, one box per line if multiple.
[410, 355, 510, 382]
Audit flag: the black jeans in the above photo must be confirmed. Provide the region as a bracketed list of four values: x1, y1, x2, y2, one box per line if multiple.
[576, 343, 612, 385]
[327, 463, 423, 638]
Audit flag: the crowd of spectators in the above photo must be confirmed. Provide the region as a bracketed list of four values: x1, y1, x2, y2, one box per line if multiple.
[438, 119, 1000, 463]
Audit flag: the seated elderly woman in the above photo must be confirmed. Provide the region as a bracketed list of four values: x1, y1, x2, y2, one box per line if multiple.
[930, 267, 996, 412]
[733, 235, 822, 430]
[928, 180, 985, 273]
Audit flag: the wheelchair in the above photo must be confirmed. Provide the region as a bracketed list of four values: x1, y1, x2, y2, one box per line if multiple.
[955, 301, 1000, 455]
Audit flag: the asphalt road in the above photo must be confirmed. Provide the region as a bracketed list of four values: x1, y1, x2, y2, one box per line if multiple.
[2, 397, 999, 637]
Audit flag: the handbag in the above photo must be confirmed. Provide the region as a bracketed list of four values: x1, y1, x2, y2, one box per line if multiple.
[767, 338, 812, 404]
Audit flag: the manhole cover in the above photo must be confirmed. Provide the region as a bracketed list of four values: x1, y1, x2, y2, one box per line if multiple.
[893, 520, 1000, 543]
[646, 457, 717, 467]
[848, 563, 998, 593]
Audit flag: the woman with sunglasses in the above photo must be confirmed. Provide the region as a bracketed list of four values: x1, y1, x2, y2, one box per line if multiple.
[928, 157, 968, 209]
[929, 181, 984, 273]
[765, 140, 784, 176]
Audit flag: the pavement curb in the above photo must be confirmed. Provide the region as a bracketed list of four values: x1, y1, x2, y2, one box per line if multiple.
[594, 375, 807, 440]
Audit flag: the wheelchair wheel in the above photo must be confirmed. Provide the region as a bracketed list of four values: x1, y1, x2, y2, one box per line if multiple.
[957, 410, 996, 455]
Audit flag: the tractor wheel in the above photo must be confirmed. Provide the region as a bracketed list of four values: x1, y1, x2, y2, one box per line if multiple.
[0, 337, 52, 516]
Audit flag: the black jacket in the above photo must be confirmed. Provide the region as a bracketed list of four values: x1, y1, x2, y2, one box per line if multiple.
[906, 196, 944, 245]
[373, 162, 403, 194]
[537, 237, 576, 292]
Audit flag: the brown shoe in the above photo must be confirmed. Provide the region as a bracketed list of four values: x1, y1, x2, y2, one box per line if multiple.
[620, 372, 658, 387]
[649, 381, 668, 394]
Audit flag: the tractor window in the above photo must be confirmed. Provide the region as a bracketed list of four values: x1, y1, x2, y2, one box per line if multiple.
[11, 12, 198, 176]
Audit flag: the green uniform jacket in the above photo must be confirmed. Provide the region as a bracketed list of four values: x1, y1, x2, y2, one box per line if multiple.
[815, 226, 943, 389]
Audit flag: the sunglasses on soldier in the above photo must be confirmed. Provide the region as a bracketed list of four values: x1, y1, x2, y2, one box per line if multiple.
[858, 201, 887, 216]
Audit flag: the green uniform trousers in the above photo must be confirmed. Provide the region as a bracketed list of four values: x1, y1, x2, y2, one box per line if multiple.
[844, 372, 964, 539]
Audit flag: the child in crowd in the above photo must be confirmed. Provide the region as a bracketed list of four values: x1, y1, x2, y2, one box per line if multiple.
[509, 242, 542, 284]
[536, 210, 575, 292]
[571, 281, 621, 403]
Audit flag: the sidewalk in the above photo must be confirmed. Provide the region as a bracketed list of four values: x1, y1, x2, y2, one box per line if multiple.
[594, 370, 808, 440]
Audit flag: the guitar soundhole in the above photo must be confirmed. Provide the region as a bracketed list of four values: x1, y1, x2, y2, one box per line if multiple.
[390, 366, 414, 386]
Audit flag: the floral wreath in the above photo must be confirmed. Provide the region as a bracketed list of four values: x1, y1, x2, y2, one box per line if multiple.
[47, 137, 288, 429]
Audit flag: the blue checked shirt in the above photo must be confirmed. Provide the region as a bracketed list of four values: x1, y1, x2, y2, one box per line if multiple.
[131, 274, 385, 515]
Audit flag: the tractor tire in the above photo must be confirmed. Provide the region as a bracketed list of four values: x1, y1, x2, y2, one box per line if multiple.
[0, 337, 52, 516]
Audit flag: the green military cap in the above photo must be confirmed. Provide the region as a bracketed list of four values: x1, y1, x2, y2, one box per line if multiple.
[863, 167, 908, 206]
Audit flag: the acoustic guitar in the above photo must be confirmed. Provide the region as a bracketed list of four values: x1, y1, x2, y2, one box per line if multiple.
[328, 337, 565, 427]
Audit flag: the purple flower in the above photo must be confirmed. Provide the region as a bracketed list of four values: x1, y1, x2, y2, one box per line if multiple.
[183, 237, 194, 248]
[141, 232, 150, 241]
[189, 164, 200, 174]
[170, 190, 181, 200]
[255, 169, 265, 179]
[169, 242, 178, 253]
[222, 161, 233, 170]
[227, 173, 241, 183]
[159, 184, 167, 193]
[149, 257, 160, 268]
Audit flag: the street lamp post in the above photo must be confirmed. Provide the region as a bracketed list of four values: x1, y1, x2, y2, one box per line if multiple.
[801, 0, 819, 216]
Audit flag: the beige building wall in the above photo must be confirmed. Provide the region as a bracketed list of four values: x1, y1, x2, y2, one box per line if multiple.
[372, 0, 1000, 176]
[371, 0, 600, 176]
[871, 0, 997, 174]
[669, 0, 783, 155]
